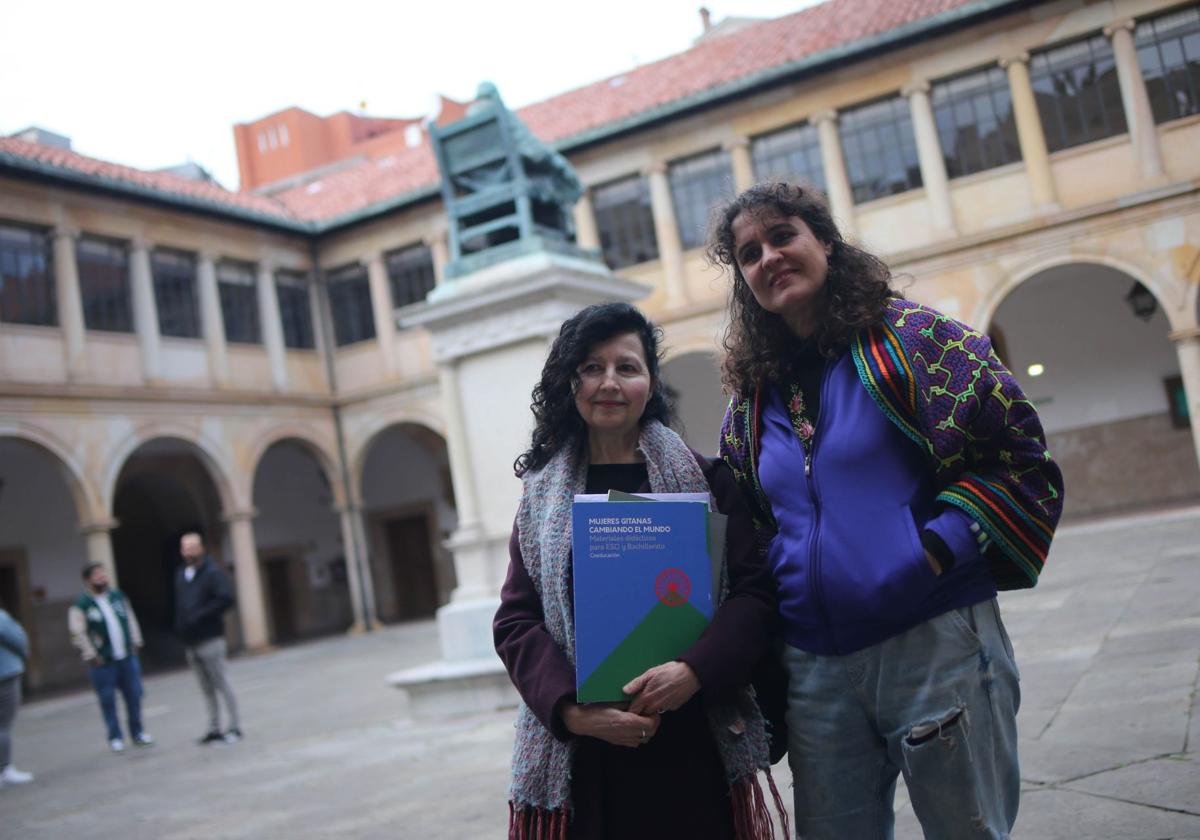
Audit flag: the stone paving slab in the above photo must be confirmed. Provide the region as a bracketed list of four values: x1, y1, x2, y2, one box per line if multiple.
[2, 507, 1198, 839]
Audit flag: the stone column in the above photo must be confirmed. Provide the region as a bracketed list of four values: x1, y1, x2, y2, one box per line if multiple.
[52, 226, 87, 379]
[644, 162, 688, 306]
[81, 519, 119, 584]
[1001, 52, 1059, 211]
[366, 255, 399, 375]
[336, 503, 376, 632]
[813, 110, 857, 238]
[129, 237, 162, 382]
[196, 252, 230, 386]
[436, 361, 485, 599]
[426, 233, 450, 286]
[256, 262, 289, 391]
[904, 81, 957, 235]
[573, 188, 602, 252]
[727, 137, 756, 192]
[224, 509, 269, 650]
[1105, 18, 1166, 183]
[1172, 329, 1200, 473]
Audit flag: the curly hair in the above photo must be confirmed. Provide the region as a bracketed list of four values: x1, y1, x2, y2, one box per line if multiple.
[514, 302, 674, 477]
[707, 182, 897, 396]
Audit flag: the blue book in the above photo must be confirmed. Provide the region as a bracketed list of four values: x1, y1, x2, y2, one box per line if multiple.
[571, 500, 714, 703]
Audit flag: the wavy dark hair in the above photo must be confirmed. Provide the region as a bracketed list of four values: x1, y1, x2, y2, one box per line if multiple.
[514, 302, 674, 477]
[708, 182, 896, 396]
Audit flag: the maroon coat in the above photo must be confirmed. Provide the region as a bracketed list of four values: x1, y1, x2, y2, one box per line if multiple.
[494, 454, 777, 839]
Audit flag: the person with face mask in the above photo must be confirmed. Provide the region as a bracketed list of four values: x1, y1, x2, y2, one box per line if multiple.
[68, 564, 155, 753]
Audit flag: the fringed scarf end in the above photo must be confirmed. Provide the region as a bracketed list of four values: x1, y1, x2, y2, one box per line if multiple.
[730, 769, 790, 840]
[509, 802, 569, 840]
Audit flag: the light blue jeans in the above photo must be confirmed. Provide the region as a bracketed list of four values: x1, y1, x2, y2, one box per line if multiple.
[784, 599, 1020, 839]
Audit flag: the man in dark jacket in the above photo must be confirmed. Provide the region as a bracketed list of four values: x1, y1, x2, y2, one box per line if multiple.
[175, 531, 241, 745]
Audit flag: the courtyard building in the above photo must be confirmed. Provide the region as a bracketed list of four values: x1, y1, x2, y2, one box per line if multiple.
[1, 0, 1198, 694]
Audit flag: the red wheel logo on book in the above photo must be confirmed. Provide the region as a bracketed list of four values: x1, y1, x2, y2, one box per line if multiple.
[655, 568, 691, 607]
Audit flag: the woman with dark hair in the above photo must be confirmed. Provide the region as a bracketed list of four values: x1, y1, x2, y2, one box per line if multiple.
[710, 182, 1064, 839]
[494, 302, 786, 840]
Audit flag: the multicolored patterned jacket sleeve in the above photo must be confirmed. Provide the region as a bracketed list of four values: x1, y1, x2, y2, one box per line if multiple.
[719, 394, 779, 562]
[851, 300, 1063, 589]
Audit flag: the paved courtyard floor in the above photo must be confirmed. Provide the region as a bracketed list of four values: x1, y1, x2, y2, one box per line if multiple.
[3, 507, 1199, 839]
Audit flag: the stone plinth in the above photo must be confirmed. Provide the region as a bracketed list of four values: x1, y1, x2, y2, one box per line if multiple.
[387, 250, 648, 716]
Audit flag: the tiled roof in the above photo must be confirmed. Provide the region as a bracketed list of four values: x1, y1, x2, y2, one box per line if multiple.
[0, 137, 300, 227]
[1, 0, 993, 229]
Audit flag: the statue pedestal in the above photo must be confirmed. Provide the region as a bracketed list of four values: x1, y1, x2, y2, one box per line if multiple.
[386, 251, 647, 717]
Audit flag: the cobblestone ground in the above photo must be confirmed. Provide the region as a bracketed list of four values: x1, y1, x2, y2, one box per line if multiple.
[3, 508, 1198, 839]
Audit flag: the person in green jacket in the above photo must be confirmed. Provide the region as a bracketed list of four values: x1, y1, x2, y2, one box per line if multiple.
[67, 564, 155, 753]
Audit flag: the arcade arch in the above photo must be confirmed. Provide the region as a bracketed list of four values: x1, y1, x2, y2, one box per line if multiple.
[110, 437, 229, 669]
[989, 262, 1200, 519]
[251, 439, 354, 644]
[358, 422, 457, 623]
[662, 351, 726, 456]
[0, 436, 92, 692]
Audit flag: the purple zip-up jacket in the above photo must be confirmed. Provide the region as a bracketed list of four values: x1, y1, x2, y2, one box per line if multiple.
[720, 299, 1064, 655]
[758, 354, 995, 654]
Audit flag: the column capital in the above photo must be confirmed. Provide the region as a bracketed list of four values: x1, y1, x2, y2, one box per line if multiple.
[223, 507, 258, 523]
[902, 80, 931, 98]
[1103, 18, 1136, 38]
[811, 109, 839, 126]
[723, 136, 751, 151]
[642, 161, 668, 177]
[999, 51, 1030, 70]
[79, 518, 120, 535]
[130, 234, 153, 253]
[52, 224, 80, 242]
[1169, 327, 1200, 343]
[197, 249, 219, 266]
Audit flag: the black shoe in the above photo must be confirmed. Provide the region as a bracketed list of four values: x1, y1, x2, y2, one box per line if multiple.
[197, 730, 224, 745]
[223, 728, 243, 744]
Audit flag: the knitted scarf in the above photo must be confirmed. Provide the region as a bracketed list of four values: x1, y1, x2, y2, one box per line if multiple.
[509, 420, 787, 840]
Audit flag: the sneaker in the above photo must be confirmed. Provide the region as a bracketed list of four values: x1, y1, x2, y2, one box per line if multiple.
[223, 728, 243, 744]
[1, 765, 34, 785]
[197, 730, 225, 746]
[133, 732, 155, 747]
[109, 739, 126, 753]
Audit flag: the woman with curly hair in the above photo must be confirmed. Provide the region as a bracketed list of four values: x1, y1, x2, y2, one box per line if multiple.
[710, 182, 1064, 839]
[494, 302, 787, 840]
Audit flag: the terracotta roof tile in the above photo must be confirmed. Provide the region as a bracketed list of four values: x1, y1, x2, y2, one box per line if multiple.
[0, 137, 297, 224]
[1, 0, 984, 226]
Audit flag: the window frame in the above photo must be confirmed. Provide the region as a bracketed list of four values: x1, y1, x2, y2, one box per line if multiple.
[838, 93, 924, 204]
[216, 260, 261, 345]
[275, 270, 316, 350]
[76, 235, 134, 333]
[1136, 5, 1200, 125]
[151, 248, 201, 339]
[930, 64, 1024, 179]
[1029, 32, 1128, 153]
[591, 174, 660, 269]
[326, 263, 376, 347]
[668, 149, 734, 251]
[0, 221, 56, 327]
[384, 243, 437, 309]
[750, 122, 827, 191]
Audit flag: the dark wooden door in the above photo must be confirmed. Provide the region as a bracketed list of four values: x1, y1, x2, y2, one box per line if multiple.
[384, 515, 438, 620]
[264, 557, 298, 643]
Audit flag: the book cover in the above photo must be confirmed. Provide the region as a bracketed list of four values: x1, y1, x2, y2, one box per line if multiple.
[572, 500, 714, 703]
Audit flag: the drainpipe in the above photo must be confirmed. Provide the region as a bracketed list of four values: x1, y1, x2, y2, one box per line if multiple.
[310, 239, 376, 630]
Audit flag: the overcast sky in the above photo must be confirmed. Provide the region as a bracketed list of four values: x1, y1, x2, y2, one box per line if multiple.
[2, 0, 819, 191]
